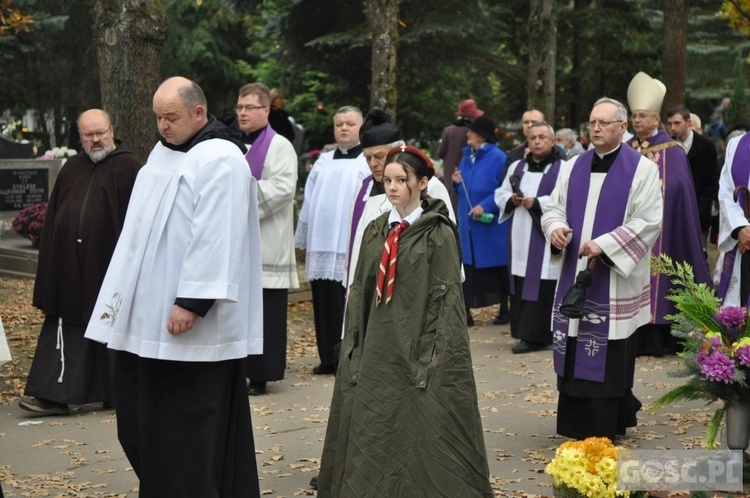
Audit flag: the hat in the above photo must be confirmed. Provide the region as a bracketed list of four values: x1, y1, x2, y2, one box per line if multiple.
[627, 72, 666, 113]
[385, 144, 435, 175]
[360, 109, 401, 148]
[466, 115, 497, 143]
[457, 99, 484, 118]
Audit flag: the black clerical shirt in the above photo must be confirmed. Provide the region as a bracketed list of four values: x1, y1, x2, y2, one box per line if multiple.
[592, 145, 622, 173]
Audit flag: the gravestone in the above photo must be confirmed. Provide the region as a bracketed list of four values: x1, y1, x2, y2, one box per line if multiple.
[0, 136, 34, 159]
[0, 159, 62, 238]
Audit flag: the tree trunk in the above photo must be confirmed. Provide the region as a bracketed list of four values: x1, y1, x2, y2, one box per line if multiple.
[365, 0, 399, 121]
[527, 0, 557, 122]
[571, 0, 593, 128]
[662, 0, 687, 113]
[93, 0, 168, 162]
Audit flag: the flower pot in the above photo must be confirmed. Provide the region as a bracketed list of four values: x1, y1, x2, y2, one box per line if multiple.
[725, 401, 750, 451]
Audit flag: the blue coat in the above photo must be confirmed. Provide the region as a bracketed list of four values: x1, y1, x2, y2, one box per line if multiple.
[453, 143, 508, 268]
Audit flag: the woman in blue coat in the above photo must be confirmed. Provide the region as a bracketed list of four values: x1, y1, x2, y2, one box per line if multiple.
[451, 115, 509, 326]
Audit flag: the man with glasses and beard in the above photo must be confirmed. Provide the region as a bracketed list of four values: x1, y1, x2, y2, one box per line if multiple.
[19, 109, 141, 415]
[625, 72, 710, 356]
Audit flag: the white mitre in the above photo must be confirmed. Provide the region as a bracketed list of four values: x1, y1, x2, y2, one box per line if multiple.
[627, 72, 666, 112]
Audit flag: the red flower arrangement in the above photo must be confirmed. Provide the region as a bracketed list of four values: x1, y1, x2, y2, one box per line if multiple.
[12, 202, 47, 248]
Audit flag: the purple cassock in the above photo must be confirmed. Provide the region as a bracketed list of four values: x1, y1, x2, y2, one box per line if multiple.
[627, 129, 711, 323]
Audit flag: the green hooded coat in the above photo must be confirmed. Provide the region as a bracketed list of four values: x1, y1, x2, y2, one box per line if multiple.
[318, 198, 493, 497]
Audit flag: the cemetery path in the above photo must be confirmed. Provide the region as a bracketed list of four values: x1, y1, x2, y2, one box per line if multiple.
[0, 280, 734, 497]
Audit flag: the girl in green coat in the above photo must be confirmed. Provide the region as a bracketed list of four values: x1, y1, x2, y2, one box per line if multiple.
[318, 145, 493, 497]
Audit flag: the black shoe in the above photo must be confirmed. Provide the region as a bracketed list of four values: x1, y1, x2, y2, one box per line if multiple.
[18, 397, 69, 416]
[247, 380, 267, 396]
[467, 314, 475, 327]
[310, 475, 318, 489]
[313, 364, 336, 375]
[511, 340, 542, 354]
[492, 314, 510, 325]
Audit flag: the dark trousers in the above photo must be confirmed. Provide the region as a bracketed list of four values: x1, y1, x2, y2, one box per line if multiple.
[246, 288, 288, 382]
[310, 279, 346, 368]
[113, 351, 259, 498]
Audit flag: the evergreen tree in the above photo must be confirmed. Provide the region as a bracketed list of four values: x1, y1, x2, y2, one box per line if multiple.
[728, 50, 749, 129]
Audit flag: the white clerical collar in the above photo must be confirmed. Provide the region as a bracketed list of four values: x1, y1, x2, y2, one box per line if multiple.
[388, 205, 423, 225]
[338, 143, 360, 155]
[595, 144, 622, 160]
[681, 130, 694, 153]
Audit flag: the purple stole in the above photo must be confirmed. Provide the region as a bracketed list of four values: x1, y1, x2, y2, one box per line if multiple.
[244, 125, 277, 180]
[553, 147, 638, 383]
[347, 175, 374, 271]
[508, 159, 562, 301]
[718, 133, 750, 303]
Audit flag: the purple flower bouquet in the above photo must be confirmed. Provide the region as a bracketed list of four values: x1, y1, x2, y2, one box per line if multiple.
[650, 254, 750, 448]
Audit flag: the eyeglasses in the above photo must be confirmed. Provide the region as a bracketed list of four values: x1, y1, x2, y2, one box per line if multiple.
[630, 113, 656, 121]
[235, 105, 268, 113]
[80, 126, 111, 141]
[585, 120, 622, 129]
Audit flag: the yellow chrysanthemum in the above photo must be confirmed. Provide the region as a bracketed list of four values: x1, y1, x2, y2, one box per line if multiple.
[546, 437, 634, 497]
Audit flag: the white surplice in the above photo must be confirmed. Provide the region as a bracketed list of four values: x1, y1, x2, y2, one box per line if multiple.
[717, 134, 750, 307]
[294, 149, 370, 282]
[85, 139, 264, 361]
[541, 152, 662, 340]
[248, 133, 300, 290]
[495, 160, 562, 281]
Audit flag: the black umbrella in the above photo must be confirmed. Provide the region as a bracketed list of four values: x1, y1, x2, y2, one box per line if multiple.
[509, 174, 543, 234]
[559, 257, 598, 319]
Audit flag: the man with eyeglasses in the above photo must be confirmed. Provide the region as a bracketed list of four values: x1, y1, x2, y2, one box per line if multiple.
[625, 72, 711, 357]
[542, 97, 663, 441]
[19, 109, 141, 416]
[228, 82, 299, 396]
[294, 106, 370, 375]
[495, 122, 565, 354]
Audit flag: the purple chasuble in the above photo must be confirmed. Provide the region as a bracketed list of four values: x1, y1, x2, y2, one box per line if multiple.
[627, 129, 711, 322]
[347, 175, 374, 273]
[244, 125, 277, 180]
[553, 147, 638, 382]
[508, 159, 562, 301]
[718, 133, 750, 303]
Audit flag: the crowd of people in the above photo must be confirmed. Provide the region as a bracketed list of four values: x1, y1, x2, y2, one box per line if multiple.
[10, 71, 745, 496]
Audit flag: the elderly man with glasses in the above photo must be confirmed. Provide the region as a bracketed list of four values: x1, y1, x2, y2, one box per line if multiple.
[625, 72, 711, 357]
[19, 109, 141, 415]
[542, 97, 662, 441]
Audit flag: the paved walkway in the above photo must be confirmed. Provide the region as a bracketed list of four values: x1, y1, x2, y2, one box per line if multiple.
[0, 315, 723, 497]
